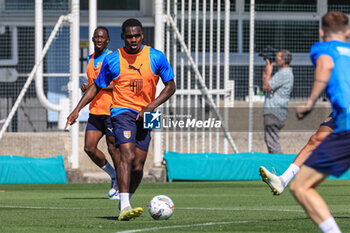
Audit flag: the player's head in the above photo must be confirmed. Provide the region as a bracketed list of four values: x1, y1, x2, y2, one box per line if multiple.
[92, 26, 110, 53]
[276, 50, 292, 67]
[121, 18, 144, 54]
[320, 11, 350, 40]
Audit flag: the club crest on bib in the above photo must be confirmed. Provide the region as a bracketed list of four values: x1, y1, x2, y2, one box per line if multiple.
[123, 130, 131, 139]
[130, 79, 143, 93]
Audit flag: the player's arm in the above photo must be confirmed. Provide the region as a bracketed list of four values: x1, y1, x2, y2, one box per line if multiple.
[65, 83, 101, 128]
[81, 83, 94, 92]
[263, 59, 273, 91]
[101, 84, 114, 91]
[296, 55, 333, 119]
[136, 79, 176, 120]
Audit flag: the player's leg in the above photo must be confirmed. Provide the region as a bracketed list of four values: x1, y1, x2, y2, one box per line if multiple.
[106, 135, 120, 199]
[129, 147, 147, 194]
[84, 130, 106, 167]
[290, 166, 331, 225]
[104, 116, 120, 199]
[85, 130, 117, 187]
[294, 125, 333, 167]
[290, 131, 350, 232]
[111, 112, 143, 221]
[129, 125, 151, 195]
[117, 142, 143, 220]
[85, 115, 117, 196]
[281, 125, 332, 181]
[260, 125, 333, 195]
[290, 166, 341, 233]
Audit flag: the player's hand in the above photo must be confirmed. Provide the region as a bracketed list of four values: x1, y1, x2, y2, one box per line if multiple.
[64, 111, 79, 130]
[296, 105, 312, 120]
[81, 83, 89, 92]
[136, 106, 153, 121]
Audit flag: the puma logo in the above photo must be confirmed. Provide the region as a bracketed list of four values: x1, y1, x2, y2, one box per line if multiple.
[128, 64, 143, 76]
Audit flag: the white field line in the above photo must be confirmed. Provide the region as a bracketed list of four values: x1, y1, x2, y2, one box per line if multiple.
[116, 220, 261, 233]
[177, 207, 304, 212]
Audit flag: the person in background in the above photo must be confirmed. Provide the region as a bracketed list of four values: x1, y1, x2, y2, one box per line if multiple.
[82, 26, 120, 200]
[263, 50, 294, 154]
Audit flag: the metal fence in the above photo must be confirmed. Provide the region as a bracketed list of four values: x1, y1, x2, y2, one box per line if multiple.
[0, 0, 348, 166]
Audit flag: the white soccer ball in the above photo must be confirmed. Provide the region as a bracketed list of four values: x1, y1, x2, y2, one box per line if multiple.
[148, 195, 174, 220]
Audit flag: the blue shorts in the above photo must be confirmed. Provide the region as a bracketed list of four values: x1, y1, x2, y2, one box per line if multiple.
[111, 111, 151, 152]
[86, 114, 114, 137]
[320, 112, 335, 130]
[304, 130, 350, 177]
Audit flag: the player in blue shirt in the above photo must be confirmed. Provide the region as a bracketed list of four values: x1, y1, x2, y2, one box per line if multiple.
[66, 18, 176, 221]
[291, 11, 350, 233]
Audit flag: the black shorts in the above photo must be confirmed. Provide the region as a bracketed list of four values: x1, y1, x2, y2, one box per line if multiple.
[111, 111, 151, 152]
[304, 130, 350, 177]
[320, 112, 336, 130]
[86, 114, 114, 137]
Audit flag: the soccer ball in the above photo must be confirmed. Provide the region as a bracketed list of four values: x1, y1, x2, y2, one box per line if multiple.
[148, 195, 174, 220]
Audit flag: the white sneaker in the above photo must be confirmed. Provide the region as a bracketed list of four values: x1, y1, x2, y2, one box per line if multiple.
[259, 166, 285, 195]
[109, 190, 120, 200]
[108, 178, 118, 197]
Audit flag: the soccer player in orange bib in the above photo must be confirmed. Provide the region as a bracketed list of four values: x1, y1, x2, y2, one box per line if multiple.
[83, 26, 120, 200]
[66, 19, 176, 221]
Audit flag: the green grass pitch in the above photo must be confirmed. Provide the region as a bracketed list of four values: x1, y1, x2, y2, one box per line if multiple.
[0, 181, 349, 233]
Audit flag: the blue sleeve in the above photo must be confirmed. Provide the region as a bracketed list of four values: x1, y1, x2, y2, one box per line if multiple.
[310, 42, 332, 67]
[149, 48, 175, 82]
[95, 52, 120, 88]
[87, 54, 92, 64]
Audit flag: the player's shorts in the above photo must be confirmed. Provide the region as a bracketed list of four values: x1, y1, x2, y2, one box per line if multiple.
[320, 112, 335, 129]
[86, 114, 114, 137]
[304, 130, 350, 177]
[111, 111, 151, 152]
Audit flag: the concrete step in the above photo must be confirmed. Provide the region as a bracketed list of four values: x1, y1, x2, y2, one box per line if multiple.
[66, 166, 167, 184]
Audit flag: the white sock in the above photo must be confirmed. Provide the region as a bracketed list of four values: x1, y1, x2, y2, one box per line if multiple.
[120, 193, 131, 210]
[101, 161, 116, 179]
[319, 217, 341, 233]
[280, 164, 300, 188]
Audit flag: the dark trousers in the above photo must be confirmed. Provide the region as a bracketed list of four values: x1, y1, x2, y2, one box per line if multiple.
[264, 114, 285, 154]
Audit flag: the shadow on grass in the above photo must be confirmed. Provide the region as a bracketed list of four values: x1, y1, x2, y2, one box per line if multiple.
[97, 216, 118, 221]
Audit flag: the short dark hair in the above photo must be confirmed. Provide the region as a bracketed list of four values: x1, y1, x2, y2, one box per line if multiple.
[280, 50, 292, 65]
[94, 26, 110, 40]
[322, 11, 348, 36]
[122, 18, 143, 34]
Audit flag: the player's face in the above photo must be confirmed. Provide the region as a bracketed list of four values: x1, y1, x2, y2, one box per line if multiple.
[92, 29, 109, 53]
[123, 26, 143, 54]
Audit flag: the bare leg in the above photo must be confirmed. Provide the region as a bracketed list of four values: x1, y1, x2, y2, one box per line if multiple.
[106, 135, 120, 171]
[84, 130, 106, 167]
[117, 142, 135, 193]
[129, 147, 147, 193]
[260, 125, 333, 195]
[293, 125, 332, 167]
[290, 166, 331, 225]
